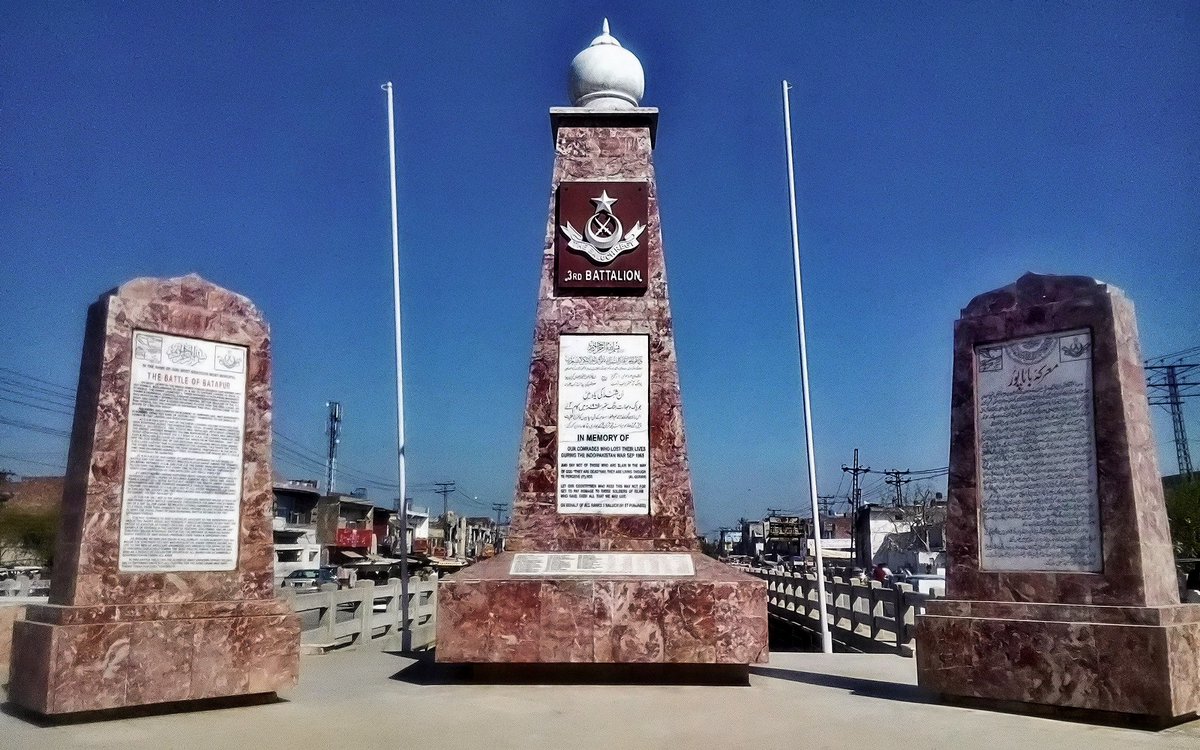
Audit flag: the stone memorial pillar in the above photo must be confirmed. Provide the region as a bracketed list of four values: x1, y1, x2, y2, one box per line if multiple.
[9, 275, 299, 715]
[435, 23, 768, 671]
[917, 272, 1200, 721]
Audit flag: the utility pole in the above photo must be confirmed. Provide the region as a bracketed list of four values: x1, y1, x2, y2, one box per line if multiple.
[434, 481, 455, 555]
[815, 494, 838, 557]
[324, 401, 342, 494]
[842, 449, 870, 566]
[1146, 361, 1198, 479]
[491, 501, 506, 548]
[884, 469, 912, 507]
[816, 495, 837, 516]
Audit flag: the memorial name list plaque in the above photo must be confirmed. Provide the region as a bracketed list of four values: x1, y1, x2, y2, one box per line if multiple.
[509, 553, 695, 576]
[557, 334, 650, 514]
[120, 330, 248, 572]
[976, 328, 1101, 572]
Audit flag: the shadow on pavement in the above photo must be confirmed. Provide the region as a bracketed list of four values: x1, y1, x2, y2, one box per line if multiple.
[390, 651, 751, 686]
[0, 693, 286, 727]
[749, 665, 935, 705]
[388, 651, 473, 686]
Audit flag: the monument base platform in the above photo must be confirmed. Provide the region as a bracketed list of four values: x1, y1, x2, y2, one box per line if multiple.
[436, 552, 767, 666]
[917, 599, 1200, 720]
[9, 599, 299, 715]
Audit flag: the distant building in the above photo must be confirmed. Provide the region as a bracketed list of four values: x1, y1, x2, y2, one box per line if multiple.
[458, 516, 497, 559]
[799, 514, 854, 562]
[763, 514, 804, 557]
[854, 503, 946, 571]
[271, 480, 322, 583]
[316, 493, 378, 565]
[427, 512, 500, 560]
[718, 529, 742, 556]
[735, 520, 765, 557]
[382, 506, 431, 556]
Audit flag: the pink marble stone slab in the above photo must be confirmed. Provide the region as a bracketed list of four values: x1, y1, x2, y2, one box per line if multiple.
[916, 273, 1198, 720]
[8, 276, 299, 716]
[506, 119, 697, 553]
[438, 110, 767, 669]
[437, 553, 767, 665]
[942, 274, 1177, 607]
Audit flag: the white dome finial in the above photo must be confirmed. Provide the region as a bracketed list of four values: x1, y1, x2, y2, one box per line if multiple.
[568, 19, 645, 110]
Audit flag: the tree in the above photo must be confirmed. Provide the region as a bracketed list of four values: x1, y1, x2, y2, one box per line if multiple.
[1166, 480, 1200, 559]
[0, 506, 58, 566]
[0, 470, 13, 504]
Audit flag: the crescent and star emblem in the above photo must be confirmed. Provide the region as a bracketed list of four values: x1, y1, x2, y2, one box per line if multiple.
[560, 189, 645, 265]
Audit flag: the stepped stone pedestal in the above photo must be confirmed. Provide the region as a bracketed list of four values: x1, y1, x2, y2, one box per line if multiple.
[9, 276, 299, 716]
[916, 273, 1200, 722]
[436, 34, 767, 671]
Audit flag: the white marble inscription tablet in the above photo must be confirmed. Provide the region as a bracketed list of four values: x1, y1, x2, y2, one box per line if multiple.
[509, 553, 694, 576]
[557, 334, 650, 515]
[118, 330, 248, 572]
[976, 328, 1102, 572]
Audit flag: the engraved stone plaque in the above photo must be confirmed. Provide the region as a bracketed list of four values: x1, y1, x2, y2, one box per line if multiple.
[557, 334, 650, 514]
[118, 330, 248, 572]
[976, 328, 1101, 572]
[509, 553, 694, 576]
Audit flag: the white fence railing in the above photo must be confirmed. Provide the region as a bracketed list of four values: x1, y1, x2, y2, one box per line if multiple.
[281, 576, 438, 652]
[0, 577, 49, 597]
[751, 568, 940, 656]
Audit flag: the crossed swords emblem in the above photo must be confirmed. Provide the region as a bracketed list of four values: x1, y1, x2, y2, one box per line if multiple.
[560, 189, 645, 265]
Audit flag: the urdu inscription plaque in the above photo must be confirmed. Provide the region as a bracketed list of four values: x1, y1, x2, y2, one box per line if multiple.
[976, 328, 1101, 572]
[557, 334, 650, 515]
[118, 330, 248, 572]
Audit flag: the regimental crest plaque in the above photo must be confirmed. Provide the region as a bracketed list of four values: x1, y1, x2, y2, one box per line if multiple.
[556, 181, 649, 294]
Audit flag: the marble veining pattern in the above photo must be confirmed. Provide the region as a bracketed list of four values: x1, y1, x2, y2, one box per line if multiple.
[9, 276, 299, 715]
[917, 273, 1199, 719]
[439, 113, 765, 667]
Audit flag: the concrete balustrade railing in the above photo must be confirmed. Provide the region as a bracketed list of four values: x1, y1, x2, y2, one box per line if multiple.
[0, 576, 50, 597]
[280, 576, 438, 653]
[750, 568, 941, 657]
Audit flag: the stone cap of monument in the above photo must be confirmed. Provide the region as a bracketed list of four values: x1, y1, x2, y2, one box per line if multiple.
[960, 271, 1116, 318]
[549, 106, 659, 147]
[568, 19, 645, 111]
[110, 273, 267, 324]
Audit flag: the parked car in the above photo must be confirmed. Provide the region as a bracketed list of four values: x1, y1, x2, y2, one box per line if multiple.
[281, 567, 339, 591]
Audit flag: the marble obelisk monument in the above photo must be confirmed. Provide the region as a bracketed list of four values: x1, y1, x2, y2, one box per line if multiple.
[436, 22, 768, 669]
[9, 275, 299, 715]
[917, 273, 1200, 722]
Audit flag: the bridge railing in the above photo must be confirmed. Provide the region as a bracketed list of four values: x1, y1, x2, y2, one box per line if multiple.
[281, 576, 438, 653]
[751, 568, 941, 657]
[0, 576, 50, 597]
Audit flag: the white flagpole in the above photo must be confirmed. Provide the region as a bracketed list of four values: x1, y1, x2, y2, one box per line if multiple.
[782, 79, 832, 654]
[382, 81, 411, 651]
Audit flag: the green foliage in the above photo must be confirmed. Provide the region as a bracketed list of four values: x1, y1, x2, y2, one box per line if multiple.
[0, 506, 59, 566]
[1165, 480, 1200, 559]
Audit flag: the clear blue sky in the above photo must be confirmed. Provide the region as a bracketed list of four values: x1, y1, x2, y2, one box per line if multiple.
[2, 2, 1197, 535]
